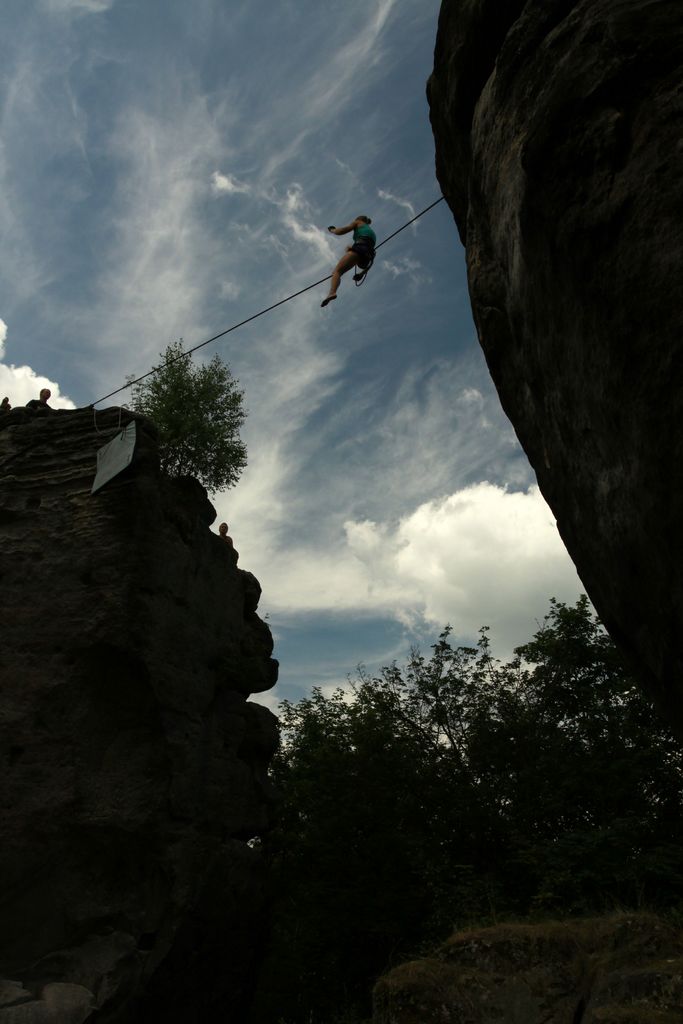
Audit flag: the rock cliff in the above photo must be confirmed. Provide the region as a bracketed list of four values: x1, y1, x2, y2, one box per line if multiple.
[0, 406, 279, 1023]
[428, 1, 683, 733]
[373, 913, 683, 1023]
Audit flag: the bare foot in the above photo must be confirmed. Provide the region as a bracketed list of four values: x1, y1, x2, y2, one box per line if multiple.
[321, 294, 337, 308]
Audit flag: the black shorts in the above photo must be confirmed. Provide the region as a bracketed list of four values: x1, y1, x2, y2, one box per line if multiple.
[351, 241, 375, 270]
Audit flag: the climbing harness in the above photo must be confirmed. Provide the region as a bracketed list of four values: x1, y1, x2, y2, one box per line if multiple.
[352, 245, 375, 287]
[352, 259, 374, 287]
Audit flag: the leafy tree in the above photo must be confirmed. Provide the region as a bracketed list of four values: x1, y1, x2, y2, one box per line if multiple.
[249, 598, 683, 1024]
[130, 340, 247, 492]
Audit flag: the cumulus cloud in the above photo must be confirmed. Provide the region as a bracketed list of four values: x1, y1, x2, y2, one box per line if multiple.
[0, 320, 76, 409]
[344, 484, 582, 649]
[211, 171, 250, 196]
[229, 482, 583, 659]
[222, 353, 535, 622]
[0, 362, 76, 409]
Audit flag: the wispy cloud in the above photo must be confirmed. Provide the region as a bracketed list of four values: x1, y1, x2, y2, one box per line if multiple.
[211, 171, 250, 196]
[304, 355, 530, 527]
[248, 0, 400, 174]
[378, 189, 418, 232]
[75, 97, 233, 392]
[43, 0, 115, 13]
[380, 256, 431, 291]
[278, 187, 336, 265]
[382, 256, 422, 278]
[220, 280, 242, 300]
[0, 57, 74, 304]
[284, 217, 335, 264]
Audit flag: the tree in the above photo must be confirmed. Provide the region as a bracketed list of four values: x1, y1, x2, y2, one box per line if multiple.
[130, 340, 247, 492]
[249, 598, 683, 1024]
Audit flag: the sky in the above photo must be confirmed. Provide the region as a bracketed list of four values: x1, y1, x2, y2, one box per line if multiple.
[1, 0, 585, 709]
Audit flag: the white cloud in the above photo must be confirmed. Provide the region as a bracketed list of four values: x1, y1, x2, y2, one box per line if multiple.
[273, 184, 336, 265]
[283, 216, 335, 265]
[0, 319, 74, 408]
[381, 256, 430, 290]
[333, 157, 360, 185]
[460, 387, 484, 406]
[237, 483, 582, 658]
[283, 187, 303, 214]
[222, 353, 534, 620]
[350, 484, 581, 647]
[248, 692, 281, 716]
[378, 188, 417, 230]
[211, 171, 250, 196]
[0, 362, 76, 409]
[382, 257, 421, 278]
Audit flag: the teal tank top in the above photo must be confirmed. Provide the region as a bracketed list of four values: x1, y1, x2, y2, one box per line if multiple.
[353, 223, 376, 245]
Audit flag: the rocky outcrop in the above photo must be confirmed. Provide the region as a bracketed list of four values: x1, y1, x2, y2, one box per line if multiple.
[373, 913, 683, 1023]
[0, 407, 279, 1022]
[428, 1, 683, 733]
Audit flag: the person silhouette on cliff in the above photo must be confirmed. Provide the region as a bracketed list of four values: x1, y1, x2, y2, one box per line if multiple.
[25, 388, 51, 411]
[218, 522, 239, 564]
[0, 397, 11, 413]
[321, 216, 376, 307]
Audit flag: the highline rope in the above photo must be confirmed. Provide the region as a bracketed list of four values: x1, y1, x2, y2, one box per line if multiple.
[91, 195, 445, 407]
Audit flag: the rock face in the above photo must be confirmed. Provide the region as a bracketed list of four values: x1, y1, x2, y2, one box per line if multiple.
[428, 1, 683, 732]
[0, 407, 279, 1023]
[373, 914, 683, 1023]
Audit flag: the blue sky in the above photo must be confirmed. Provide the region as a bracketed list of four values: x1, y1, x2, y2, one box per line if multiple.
[1, 0, 583, 708]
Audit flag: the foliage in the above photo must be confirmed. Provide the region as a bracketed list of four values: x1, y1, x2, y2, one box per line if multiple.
[130, 340, 247, 492]
[249, 598, 683, 1024]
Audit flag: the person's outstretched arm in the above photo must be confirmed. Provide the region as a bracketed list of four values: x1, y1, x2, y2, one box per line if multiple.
[327, 219, 361, 236]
